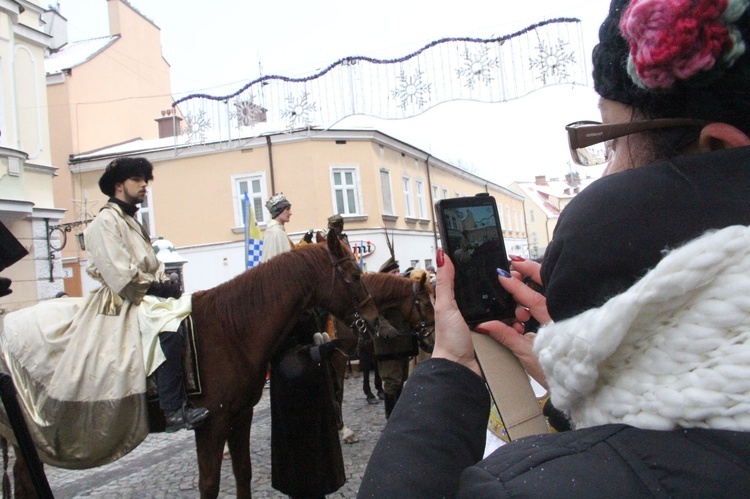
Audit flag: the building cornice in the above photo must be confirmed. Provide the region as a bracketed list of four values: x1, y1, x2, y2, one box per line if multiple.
[14, 22, 51, 47]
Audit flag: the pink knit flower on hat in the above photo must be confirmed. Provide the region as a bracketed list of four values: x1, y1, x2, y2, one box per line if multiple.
[620, 0, 748, 89]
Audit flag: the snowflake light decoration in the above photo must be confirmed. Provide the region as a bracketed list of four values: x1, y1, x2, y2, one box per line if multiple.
[392, 70, 431, 110]
[232, 95, 256, 126]
[281, 92, 317, 129]
[182, 110, 211, 145]
[529, 37, 576, 85]
[457, 46, 499, 90]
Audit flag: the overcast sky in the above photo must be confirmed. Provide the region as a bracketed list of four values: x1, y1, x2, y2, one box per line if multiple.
[58, 0, 611, 186]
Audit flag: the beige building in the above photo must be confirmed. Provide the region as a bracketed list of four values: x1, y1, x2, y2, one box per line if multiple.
[69, 127, 527, 293]
[509, 172, 597, 259]
[41, 0, 526, 295]
[44, 0, 173, 296]
[0, 0, 65, 312]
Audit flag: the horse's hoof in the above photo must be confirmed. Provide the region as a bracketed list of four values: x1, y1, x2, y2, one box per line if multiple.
[339, 426, 359, 444]
[377, 390, 385, 400]
[366, 395, 378, 405]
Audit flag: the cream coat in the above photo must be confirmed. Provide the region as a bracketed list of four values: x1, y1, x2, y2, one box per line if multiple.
[0, 202, 190, 468]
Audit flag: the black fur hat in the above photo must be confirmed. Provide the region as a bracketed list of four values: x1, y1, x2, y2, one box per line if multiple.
[98, 157, 154, 197]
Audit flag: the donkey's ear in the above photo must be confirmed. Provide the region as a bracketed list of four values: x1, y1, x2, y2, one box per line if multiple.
[328, 229, 343, 257]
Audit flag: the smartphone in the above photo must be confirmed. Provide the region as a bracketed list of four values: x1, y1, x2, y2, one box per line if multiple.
[435, 194, 516, 325]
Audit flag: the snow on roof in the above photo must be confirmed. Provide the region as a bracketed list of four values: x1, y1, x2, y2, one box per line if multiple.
[513, 177, 599, 218]
[45, 36, 119, 75]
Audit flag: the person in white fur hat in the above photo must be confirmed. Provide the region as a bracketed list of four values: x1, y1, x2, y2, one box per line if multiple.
[360, 0, 750, 496]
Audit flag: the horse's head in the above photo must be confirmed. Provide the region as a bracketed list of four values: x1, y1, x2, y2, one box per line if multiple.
[325, 229, 380, 335]
[406, 270, 435, 353]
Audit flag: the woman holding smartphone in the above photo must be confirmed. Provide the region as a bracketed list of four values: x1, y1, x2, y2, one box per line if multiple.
[359, 0, 750, 496]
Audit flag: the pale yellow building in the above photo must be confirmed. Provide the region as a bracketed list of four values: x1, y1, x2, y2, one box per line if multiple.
[0, 0, 65, 312]
[509, 173, 597, 259]
[69, 126, 526, 293]
[44, 0, 173, 295]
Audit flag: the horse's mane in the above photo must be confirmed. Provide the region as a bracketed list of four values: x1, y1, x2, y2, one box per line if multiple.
[192, 243, 330, 332]
[361, 273, 412, 305]
[363, 272, 434, 304]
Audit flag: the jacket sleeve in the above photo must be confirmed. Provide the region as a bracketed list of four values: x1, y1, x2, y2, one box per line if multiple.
[358, 358, 490, 498]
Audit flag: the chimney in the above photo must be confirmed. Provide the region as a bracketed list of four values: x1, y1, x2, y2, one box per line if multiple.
[534, 175, 547, 186]
[155, 109, 183, 138]
[42, 7, 68, 51]
[565, 172, 581, 187]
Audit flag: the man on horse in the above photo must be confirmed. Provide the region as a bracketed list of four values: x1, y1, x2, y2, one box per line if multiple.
[89, 157, 208, 432]
[262, 193, 295, 262]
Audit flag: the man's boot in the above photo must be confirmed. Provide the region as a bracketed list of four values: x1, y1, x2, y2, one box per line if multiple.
[384, 393, 396, 419]
[157, 329, 209, 432]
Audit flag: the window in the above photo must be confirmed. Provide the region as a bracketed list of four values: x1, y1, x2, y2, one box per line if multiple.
[402, 176, 414, 218]
[530, 209, 535, 222]
[432, 185, 439, 203]
[232, 172, 268, 228]
[380, 169, 394, 215]
[442, 188, 448, 200]
[137, 186, 156, 238]
[513, 208, 520, 231]
[415, 179, 427, 219]
[330, 166, 362, 215]
[505, 206, 511, 229]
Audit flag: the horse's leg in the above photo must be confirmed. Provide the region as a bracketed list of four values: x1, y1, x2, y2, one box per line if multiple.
[330, 349, 358, 444]
[374, 362, 385, 399]
[194, 422, 229, 499]
[226, 408, 253, 499]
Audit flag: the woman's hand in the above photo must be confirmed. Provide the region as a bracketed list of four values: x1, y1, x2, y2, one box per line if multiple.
[432, 251, 482, 376]
[475, 258, 551, 389]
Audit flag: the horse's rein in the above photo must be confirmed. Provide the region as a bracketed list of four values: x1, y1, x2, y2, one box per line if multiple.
[328, 251, 375, 336]
[409, 282, 435, 351]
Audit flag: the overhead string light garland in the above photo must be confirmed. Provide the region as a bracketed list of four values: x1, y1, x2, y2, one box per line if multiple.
[171, 18, 586, 147]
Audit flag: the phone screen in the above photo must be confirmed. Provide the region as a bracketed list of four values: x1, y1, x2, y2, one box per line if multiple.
[436, 195, 516, 324]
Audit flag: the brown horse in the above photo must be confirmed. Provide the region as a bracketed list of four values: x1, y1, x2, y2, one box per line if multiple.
[330, 271, 435, 443]
[9, 231, 380, 498]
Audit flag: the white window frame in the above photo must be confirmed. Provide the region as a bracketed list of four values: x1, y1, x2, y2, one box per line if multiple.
[136, 185, 156, 239]
[330, 165, 364, 216]
[402, 176, 414, 218]
[513, 208, 520, 231]
[380, 168, 395, 216]
[442, 188, 448, 200]
[415, 179, 427, 219]
[432, 184, 439, 203]
[231, 172, 268, 229]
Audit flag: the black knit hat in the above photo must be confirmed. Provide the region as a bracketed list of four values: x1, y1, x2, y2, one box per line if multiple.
[98, 157, 154, 197]
[592, 0, 750, 122]
[378, 257, 399, 274]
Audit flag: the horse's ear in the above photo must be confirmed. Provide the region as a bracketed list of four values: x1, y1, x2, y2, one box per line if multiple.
[327, 229, 343, 257]
[315, 231, 326, 243]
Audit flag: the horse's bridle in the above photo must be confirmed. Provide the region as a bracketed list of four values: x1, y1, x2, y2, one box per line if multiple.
[328, 252, 376, 336]
[409, 282, 435, 353]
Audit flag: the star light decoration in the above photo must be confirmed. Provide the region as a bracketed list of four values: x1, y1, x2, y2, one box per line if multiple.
[457, 46, 500, 90]
[182, 110, 211, 145]
[281, 92, 317, 129]
[392, 70, 431, 110]
[529, 38, 577, 85]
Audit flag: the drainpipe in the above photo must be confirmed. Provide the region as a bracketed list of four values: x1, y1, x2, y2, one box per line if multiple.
[266, 135, 275, 193]
[424, 154, 438, 248]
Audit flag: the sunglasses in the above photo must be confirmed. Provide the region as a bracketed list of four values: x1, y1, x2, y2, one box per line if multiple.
[566, 118, 707, 166]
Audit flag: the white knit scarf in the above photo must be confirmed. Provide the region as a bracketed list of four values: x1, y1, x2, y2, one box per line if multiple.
[535, 225, 750, 431]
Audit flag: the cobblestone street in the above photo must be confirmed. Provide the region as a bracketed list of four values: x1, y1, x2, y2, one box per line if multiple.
[30, 375, 386, 498]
